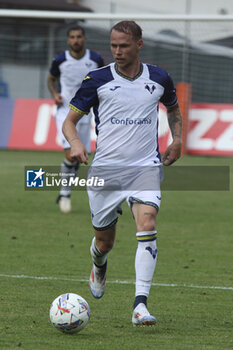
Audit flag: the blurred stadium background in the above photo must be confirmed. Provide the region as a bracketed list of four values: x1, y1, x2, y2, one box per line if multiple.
[1, 0, 233, 155]
[1, 3, 233, 349]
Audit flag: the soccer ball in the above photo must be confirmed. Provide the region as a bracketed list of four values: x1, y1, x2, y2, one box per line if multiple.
[49, 293, 90, 334]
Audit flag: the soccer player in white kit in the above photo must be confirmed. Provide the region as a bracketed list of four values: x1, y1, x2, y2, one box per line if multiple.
[62, 21, 182, 326]
[48, 25, 104, 213]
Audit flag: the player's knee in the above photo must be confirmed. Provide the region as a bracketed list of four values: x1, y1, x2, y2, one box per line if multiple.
[137, 216, 156, 232]
[142, 222, 155, 232]
[96, 238, 114, 254]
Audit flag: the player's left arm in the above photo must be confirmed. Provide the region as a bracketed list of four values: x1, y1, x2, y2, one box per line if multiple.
[163, 103, 183, 166]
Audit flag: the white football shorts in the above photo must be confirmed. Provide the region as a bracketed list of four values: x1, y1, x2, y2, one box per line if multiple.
[87, 165, 163, 230]
[55, 104, 91, 152]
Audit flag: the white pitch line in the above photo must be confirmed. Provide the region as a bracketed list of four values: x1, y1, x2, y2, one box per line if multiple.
[0, 273, 232, 291]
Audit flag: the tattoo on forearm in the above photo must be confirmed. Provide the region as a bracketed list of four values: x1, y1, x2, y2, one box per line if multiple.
[167, 106, 182, 138]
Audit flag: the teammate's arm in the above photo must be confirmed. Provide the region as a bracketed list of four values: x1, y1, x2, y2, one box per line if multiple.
[62, 109, 89, 165]
[163, 103, 182, 166]
[47, 75, 63, 107]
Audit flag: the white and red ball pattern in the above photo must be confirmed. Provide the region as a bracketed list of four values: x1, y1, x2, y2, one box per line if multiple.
[49, 293, 90, 334]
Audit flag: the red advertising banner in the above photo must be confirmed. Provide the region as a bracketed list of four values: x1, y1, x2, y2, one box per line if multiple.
[2, 98, 233, 156]
[6, 99, 172, 153]
[8, 99, 61, 151]
[187, 104, 233, 156]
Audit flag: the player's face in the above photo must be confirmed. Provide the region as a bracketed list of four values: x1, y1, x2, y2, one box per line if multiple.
[110, 29, 143, 70]
[67, 30, 86, 53]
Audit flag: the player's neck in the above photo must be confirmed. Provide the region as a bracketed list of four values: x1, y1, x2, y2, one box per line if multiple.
[115, 61, 142, 79]
[70, 48, 86, 59]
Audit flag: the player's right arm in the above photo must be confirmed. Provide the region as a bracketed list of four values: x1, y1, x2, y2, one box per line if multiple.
[62, 109, 89, 165]
[47, 75, 63, 107]
[63, 69, 101, 164]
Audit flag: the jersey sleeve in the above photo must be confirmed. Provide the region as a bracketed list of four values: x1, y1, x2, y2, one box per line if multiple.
[90, 50, 105, 68]
[69, 74, 99, 115]
[69, 66, 113, 115]
[97, 56, 105, 68]
[49, 58, 60, 78]
[159, 73, 178, 107]
[49, 52, 66, 78]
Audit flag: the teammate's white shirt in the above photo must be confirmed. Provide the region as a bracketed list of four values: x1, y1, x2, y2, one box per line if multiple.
[49, 48, 104, 149]
[70, 62, 177, 166]
[50, 49, 104, 106]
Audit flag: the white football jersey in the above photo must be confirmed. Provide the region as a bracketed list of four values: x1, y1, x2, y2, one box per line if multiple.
[70, 63, 177, 166]
[49, 49, 104, 106]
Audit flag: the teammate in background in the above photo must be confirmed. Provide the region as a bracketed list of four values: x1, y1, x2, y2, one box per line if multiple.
[47, 25, 104, 213]
[62, 21, 182, 325]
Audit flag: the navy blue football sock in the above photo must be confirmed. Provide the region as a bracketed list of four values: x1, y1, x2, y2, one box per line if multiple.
[133, 295, 147, 309]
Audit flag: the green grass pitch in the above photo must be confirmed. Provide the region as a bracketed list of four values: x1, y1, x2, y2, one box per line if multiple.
[0, 149, 232, 350]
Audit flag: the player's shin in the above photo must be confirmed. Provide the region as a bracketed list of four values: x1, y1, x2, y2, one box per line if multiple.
[90, 236, 107, 267]
[89, 237, 108, 298]
[60, 159, 79, 196]
[134, 231, 157, 305]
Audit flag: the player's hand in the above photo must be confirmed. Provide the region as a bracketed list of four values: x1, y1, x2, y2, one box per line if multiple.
[162, 139, 182, 166]
[70, 139, 89, 165]
[53, 93, 63, 107]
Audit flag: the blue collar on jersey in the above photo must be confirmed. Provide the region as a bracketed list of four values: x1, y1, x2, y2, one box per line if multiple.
[114, 63, 143, 81]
